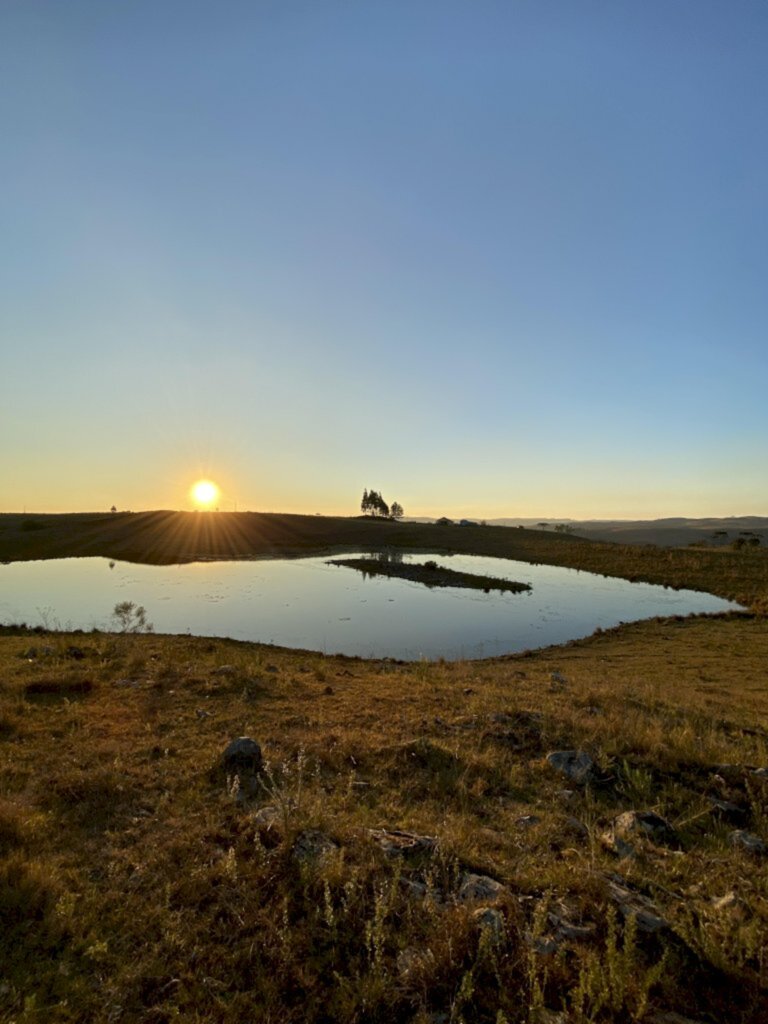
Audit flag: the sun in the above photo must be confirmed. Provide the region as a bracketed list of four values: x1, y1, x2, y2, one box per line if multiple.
[191, 479, 220, 508]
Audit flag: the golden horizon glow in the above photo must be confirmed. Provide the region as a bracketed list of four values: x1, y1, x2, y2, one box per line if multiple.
[191, 479, 220, 508]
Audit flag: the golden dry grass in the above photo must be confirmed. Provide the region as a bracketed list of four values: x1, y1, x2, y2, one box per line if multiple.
[1, 613, 767, 1022]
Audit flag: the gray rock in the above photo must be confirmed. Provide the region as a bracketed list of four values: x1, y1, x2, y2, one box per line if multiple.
[222, 736, 263, 774]
[473, 906, 506, 943]
[368, 828, 438, 858]
[605, 875, 669, 932]
[563, 816, 590, 841]
[292, 829, 338, 864]
[612, 810, 679, 848]
[548, 908, 596, 942]
[458, 872, 508, 903]
[525, 931, 560, 955]
[213, 664, 238, 676]
[252, 805, 280, 830]
[516, 814, 542, 829]
[601, 830, 637, 859]
[729, 829, 766, 855]
[546, 750, 594, 784]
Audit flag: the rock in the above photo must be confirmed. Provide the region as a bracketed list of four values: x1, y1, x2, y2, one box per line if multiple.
[562, 816, 589, 841]
[368, 828, 438, 858]
[729, 829, 766, 855]
[291, 829, 337, 864]
[265, 665, 279, 673]
[458, 873, 508, 903]
[473, 906, 506, 943]
[222, 736, 263, 774]
[601, 830, 637, 859]
[252, 805, 280, 830]
[556, 788, 577, 803]
[516, 814, 541, 829]
[548, 905, 596, 942]
[66, 645, 86, 659]
[605, 875, 669, 933]
[751, 767, 768, 780]
[708, 797, 746, 821]
[213, 665, 237, 677]
[526, 931, 560, 955]
[611, 810, 679, 848]
[399, 877, 429, 899]
[323, 686, 334, 695]
[546, 750, 594, 784]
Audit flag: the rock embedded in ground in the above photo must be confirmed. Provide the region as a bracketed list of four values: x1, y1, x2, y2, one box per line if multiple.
[458, 872, 508, 903]
[729, 829, 766, 855]
[472, 906, 506, 943]
[222, 736, 263, 774]
[611, 810, 680, 848]
[562, 816, 590, 841]
[546, 750, 595, 784]
[213, 665, 237, 677]
[605, 875, 669, 933]
[291, 829, 338, 864]
[368, 828, 438, 858]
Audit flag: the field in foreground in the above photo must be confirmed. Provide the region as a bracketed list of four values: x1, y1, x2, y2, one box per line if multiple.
[2, 615, 767, 1023]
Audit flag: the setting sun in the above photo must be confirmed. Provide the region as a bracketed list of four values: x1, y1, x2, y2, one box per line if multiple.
[191, 479, 220, 508]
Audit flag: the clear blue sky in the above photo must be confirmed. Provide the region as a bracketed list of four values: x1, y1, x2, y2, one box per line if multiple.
[2, 1, 766, 518]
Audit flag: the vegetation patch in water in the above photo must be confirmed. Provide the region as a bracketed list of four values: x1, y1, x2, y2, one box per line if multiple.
[329, 555, 531, 593]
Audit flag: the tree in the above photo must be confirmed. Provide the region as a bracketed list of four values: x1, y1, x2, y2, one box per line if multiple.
[360, 488, 394, 518]
[390, 501, 404, 521]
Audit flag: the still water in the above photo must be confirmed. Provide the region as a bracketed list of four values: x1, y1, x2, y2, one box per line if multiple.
[0, 553, 740, 661]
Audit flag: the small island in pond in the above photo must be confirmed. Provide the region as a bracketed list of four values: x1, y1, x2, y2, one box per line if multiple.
[328, 556, 532, 594]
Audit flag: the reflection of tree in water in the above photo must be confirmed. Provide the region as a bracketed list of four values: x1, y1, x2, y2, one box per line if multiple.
[358, 549, 404, 581]
[331, 554, 531, 595]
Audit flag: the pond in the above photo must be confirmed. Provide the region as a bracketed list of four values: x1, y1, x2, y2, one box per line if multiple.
[0, 553, 741, 660]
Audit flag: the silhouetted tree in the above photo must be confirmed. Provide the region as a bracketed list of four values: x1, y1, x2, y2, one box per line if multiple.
[360, 488, 391, 518]
[390, 501, 404, 521]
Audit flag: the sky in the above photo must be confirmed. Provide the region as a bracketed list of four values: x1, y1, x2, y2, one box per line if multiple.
[1, 1, 766, 519]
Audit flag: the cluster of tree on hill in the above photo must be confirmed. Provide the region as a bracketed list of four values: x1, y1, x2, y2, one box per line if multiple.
[360, 489, 404, 520]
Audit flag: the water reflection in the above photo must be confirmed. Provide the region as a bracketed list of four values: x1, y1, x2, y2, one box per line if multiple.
[0, 553, 741, 661]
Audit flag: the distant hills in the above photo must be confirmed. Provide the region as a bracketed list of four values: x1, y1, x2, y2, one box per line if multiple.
[407, 516, 768, 548]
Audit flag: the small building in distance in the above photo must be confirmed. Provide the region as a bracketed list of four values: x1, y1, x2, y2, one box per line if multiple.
[435, 517, 454, 526]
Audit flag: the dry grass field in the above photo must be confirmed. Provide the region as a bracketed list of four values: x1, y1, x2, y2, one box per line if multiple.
[1, 611, 767, 1023]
